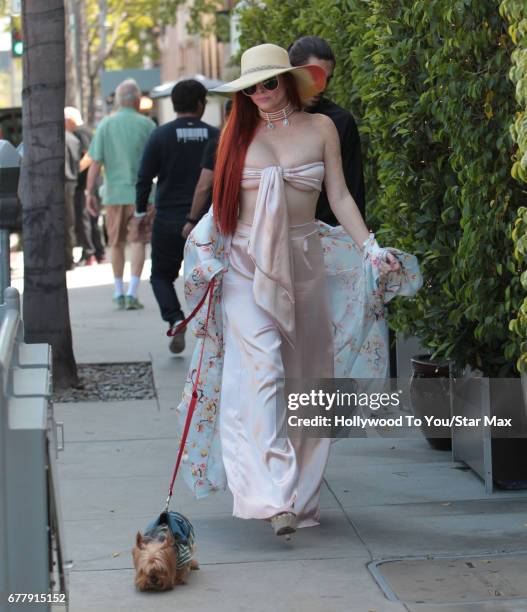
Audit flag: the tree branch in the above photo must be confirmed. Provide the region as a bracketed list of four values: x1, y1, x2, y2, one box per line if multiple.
[88, 12, 127, 79]
[104, 12, 128, 61]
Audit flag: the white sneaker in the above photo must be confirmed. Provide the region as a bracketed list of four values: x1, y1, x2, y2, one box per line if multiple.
[169, 320, 186, 354]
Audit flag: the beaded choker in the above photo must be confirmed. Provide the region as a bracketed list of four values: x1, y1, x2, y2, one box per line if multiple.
[258, 103, 296, 129]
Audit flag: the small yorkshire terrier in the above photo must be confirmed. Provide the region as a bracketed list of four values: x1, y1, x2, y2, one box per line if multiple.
[132, 512, 199, 591]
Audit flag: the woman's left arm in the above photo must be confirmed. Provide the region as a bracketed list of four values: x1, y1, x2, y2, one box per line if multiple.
[320, 115, 399, 272]
[320, 114, 369, 244]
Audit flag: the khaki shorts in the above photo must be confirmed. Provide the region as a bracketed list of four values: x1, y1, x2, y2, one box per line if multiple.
[104, 204, 154, 247]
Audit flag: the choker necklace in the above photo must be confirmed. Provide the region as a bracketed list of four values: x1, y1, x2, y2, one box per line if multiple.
[258, 103, 296, 129]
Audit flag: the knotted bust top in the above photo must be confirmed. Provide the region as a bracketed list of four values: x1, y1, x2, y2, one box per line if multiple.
[240, 161, 325, 347]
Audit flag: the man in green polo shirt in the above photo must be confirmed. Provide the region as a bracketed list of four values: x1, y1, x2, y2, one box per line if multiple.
[85, 78, 156, 310]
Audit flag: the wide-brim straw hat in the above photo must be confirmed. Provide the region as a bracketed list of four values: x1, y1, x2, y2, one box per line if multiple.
[209, 43, 327, 103]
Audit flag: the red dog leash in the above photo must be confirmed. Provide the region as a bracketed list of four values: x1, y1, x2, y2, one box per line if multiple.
[166, 278, 215, 338]
[164, 278, 216, 511]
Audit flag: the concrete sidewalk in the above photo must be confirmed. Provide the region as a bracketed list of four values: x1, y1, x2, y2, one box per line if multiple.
[48, 258, 527, 612]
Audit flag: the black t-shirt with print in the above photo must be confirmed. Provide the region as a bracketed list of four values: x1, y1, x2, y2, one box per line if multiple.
[136, 117, 219, 218]
[200, 136, 218, 172]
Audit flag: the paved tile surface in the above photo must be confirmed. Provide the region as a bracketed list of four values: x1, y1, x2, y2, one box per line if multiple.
[45, 259, 527, 611]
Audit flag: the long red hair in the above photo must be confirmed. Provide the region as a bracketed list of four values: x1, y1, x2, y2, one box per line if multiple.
[213, 73, 303, 235]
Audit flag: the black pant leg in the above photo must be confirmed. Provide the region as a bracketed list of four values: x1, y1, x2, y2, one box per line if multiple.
[74, 184, 95, 257]
[64, 182, 77, 268]
[150, 217, 186, 325]
[89, 198, 105, 259]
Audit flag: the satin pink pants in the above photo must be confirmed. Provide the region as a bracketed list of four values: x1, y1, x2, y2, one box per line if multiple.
[219, 221, 334, 528]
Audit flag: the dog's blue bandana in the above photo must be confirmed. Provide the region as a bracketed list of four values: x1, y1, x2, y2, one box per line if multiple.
[144, 511, 195, 569]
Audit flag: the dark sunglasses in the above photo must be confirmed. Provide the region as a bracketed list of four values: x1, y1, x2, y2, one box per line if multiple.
[241, 77, 279, 96]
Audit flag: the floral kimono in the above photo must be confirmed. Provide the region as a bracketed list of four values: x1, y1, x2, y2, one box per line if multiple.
[175, 209, 423, 499]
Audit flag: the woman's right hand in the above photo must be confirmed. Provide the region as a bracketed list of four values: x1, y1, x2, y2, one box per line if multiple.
[378, 251, 401, 275]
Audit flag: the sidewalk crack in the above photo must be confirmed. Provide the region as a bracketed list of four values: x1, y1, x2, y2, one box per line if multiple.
[323, 477, 375, 562]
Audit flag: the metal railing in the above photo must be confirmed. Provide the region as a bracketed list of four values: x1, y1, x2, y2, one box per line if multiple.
[0, 287, 66, 612]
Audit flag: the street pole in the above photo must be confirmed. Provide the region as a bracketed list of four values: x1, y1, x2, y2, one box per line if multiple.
[9, 52, 16, 107]
[9, 0, 22, 107]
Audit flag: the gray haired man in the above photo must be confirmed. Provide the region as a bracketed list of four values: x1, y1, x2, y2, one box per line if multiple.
[86, 79, 156, 310]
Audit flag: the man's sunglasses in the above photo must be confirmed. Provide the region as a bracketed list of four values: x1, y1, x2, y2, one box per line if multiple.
[241, 77, 279, 96]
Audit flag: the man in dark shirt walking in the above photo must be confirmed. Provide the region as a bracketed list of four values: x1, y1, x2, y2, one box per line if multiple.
[65, 106, 106, 265]
[64, 110, 82, 270]
[135, 79, 219, 353]
[288, 36, 366, 224]
[181, 99, 232, 240]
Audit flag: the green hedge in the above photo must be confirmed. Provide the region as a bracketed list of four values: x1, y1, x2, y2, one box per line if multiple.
[238, 0, 524, 376]
[502, 0, 527, 372]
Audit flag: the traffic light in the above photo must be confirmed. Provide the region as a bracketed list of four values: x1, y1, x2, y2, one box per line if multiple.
[11, 28, 23, 58]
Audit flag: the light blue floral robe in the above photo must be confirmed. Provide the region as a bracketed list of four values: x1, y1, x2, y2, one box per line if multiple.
[175, 210, 423, 499]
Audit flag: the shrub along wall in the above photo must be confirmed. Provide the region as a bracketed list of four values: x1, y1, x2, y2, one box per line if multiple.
[238, 0, 525, 377]
[502, 1, 527, 372]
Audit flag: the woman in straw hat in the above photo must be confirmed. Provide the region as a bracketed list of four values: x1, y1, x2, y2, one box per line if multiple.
[174, 44, 421, 539]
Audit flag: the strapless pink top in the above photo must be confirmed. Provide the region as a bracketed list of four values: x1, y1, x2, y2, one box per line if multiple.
[238, 161, 326, 348]
[241, 161, 325, 192]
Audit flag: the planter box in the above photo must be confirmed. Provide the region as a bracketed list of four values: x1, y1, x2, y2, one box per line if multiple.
[410, 354, 452, 451]
[451, 373, 527, 493]
[395, 332, 427, 380]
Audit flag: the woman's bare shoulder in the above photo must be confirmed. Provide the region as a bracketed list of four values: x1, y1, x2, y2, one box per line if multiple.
[298, 112, 337, 137]
[299, 111, 334, 127]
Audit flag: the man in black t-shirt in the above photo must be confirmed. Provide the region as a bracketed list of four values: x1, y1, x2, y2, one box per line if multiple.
[135, 80, 219, 353]
[182, 100, 232, 239]
[288, 36, 366, 225]
[180, 135, 216, 239]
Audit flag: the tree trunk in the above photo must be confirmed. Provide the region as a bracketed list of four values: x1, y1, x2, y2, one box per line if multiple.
[20, 0, 79, 390]
[87, 72, 97, 126]
[97, 0, 108, 116]
[77, 0, 90, 122]
[64, 0, 78, 107]
[86, 0, 107, 125]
